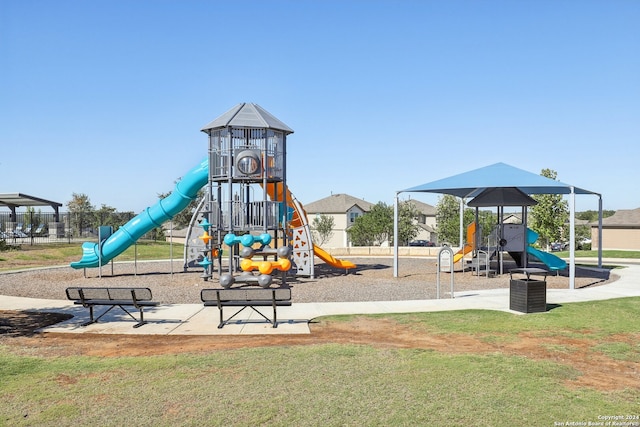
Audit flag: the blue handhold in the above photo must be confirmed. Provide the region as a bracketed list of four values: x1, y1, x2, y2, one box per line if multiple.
[257, 233, 272, 246]
[224, 233, 238, 246]
[198, 257, 212, 268]
[240, 234, 256, 247]
[224, 232, 272, 247]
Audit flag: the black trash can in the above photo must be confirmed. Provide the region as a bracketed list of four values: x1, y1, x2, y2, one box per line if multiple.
[509, 268, 548, 313]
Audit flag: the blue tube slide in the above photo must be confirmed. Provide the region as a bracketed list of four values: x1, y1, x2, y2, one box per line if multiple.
[525, 228, 567, 271]
[70, 157, 209, 269]
[526, 246, 567, 271]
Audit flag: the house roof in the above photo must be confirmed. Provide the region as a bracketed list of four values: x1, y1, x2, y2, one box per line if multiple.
[596, 208, 640, 227]
[401, 162, 598, 199]
[201, 103, 294, 134]
[405, 199, 437, 215]
[305, 194, 374, 213]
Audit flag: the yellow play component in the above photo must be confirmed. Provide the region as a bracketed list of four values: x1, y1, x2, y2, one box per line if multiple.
[199, 231, 212, 245]
[240, 258, 292, 275]
[453, 222, 477, 264]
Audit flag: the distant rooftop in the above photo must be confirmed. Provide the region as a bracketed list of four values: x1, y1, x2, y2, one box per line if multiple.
[405, 198, 436, 215]
[305, 194, 374, 213]
[596, 208, 640, 227]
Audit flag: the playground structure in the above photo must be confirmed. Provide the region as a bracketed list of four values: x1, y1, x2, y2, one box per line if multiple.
[452, 220, 567, 276]
[453, 222, 476, 264]
[452, 187, 567, 276]
[525, 228, 567, 271]
[70, 103, 355, 285]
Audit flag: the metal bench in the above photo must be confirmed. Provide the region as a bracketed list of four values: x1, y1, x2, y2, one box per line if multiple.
[65, 287, 159, 328]
[200, 288, 292, 329]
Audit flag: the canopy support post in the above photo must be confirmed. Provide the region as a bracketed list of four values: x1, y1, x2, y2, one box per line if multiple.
[393, 192, 400, 278]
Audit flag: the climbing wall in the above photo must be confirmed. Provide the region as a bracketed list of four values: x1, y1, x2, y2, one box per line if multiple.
[290, 224, 314, 277]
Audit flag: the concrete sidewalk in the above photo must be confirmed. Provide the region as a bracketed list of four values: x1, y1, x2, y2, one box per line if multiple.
[2, 264, 639, 336]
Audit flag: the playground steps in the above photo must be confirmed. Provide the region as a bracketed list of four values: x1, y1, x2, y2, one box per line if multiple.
[466, 251, 497, 277]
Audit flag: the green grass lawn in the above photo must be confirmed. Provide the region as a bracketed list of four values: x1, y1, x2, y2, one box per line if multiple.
[1, 243, 639, 425]
[2, 298, 639, 426]
[555, 249, 640, 259]
[0, 241, 181, 271]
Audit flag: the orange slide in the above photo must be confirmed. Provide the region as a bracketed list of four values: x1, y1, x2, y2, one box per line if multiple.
[264, 183, 356, 270]
[313, 244, 356, 269]
[453, 222, 476, 264]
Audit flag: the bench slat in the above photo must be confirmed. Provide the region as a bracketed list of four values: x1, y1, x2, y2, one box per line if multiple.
[66, 287, 154, 302]
[200, 287, 292, 329]
[201, 288, 291, 303]
[65, 287, 157, 328]
[203, 300, 292, 307]
[71, 300, 159, 307]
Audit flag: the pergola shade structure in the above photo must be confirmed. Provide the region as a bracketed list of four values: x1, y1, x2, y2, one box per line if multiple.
[394, 162, 603, 289]
[0, 193, 62, 221]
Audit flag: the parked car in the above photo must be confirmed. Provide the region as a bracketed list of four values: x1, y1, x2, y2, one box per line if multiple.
[409, 240, 435, 247]
[577, 238, 592, 250]
[550, 242, 568, 251]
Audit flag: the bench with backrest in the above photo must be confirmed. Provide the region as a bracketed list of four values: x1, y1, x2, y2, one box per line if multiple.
[66, 287, 158, 328]
[200, 287, 292, 329]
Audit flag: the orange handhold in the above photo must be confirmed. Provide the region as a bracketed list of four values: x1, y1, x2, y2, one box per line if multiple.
[241, 258, 292, 274]
[240, 258, 254, 272]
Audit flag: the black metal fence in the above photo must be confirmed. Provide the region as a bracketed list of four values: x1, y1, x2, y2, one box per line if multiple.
[0, 210, 164, 245]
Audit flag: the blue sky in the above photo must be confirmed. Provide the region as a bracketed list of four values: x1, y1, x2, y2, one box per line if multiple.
[1, 0, 638, 214]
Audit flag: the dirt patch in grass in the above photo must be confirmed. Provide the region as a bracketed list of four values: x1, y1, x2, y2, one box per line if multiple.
[1, 311, 637, 392]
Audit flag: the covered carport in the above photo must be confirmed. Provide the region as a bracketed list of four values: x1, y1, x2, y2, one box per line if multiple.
[393, 162, 603, 290]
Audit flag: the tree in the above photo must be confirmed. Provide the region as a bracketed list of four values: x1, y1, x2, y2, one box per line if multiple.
[434, 194, 491, 246]
[311, 214, 335, 245]
[93, 204, 134, 233]
[21, 207, 42, 234]
[435, 194, 463, 245]
[94, 204, 118, 227]
[475, 209, 497, 244]
[529, 169, 569, 249]
[67, 193, 94, 237]
[577, 210, 616, 221]
[348, 202, 392, 246]
[397, 200, 421, 245]
[347, 201, 420, 246]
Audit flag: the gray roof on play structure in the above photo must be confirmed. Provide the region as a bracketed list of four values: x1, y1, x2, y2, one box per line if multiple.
[401, 162, 599, 199]
[467, 187, 538, 207]
[201, 103, 294, 134]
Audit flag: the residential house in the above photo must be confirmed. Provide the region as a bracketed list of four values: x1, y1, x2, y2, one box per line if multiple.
[591, 208, 640, 250]
[404, 198, 437, 244]
[304, 194, 373, 248]
[304, 194, 438, 248]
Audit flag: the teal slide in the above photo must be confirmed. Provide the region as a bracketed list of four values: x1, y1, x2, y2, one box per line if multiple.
[525, 228, 567, 271]
[70, 157, 209, 269]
